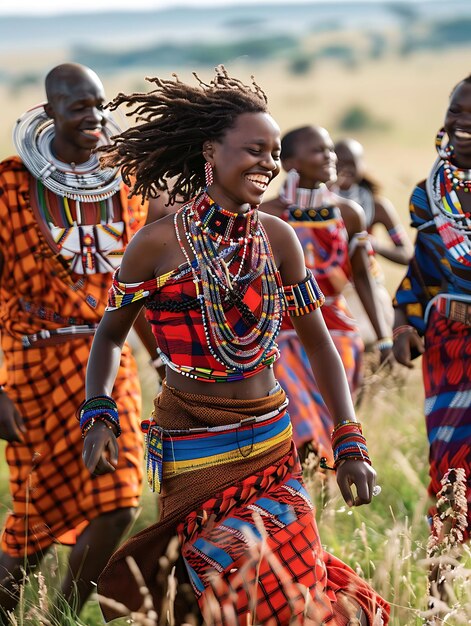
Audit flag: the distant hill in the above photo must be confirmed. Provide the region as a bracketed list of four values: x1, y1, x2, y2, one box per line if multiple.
[1, 1, 470, 80]
[2, 1, 470, 56]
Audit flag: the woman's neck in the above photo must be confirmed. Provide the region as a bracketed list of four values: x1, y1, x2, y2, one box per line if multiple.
[205, 187, 252, 215]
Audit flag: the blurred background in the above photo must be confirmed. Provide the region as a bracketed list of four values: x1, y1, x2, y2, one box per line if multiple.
[1, 0, 470, 295]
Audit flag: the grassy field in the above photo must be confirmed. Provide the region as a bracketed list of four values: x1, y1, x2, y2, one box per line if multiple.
[0, 43, 470, 625]
[2, 358, 469, 625]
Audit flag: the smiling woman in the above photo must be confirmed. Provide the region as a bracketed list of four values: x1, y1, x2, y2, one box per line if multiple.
[82, 66, 390, 625]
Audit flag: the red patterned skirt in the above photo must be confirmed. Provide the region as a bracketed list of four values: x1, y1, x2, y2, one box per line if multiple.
[423, 308, 471, 541]
[177, 445, 389, 625]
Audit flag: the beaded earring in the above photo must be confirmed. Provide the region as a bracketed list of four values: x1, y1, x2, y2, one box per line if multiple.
[436, 127, 454, 159]
[204, 161, 214, 187]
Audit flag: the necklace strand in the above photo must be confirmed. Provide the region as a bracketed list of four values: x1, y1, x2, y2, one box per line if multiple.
[174, 193, 284, 372]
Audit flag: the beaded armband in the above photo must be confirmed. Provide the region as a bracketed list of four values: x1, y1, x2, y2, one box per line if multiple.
[77, 395, 121, 438]
[282, 270, 325, 317]
[348, 230, 373, 257]
[331, 420, 371, 469]
[387, 224, 407, 246]
[106, 269, 174, 311]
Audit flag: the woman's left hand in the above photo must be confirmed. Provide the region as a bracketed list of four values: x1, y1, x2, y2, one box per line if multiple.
[336, 459, 377, 507]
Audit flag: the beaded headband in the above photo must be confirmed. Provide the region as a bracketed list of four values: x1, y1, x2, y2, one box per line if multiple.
[13, 103, 122, 201]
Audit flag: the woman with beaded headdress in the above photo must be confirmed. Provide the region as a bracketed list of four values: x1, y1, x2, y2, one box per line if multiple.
[82, 67, 389, 625]
[393, 74, 471, 545]
[0, 63, 159, 619]
[260, 125, 393, 466]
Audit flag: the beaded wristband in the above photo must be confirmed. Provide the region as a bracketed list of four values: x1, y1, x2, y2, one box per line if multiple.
[332, 419, 358, 434]
[331, 421, 371, 469]
[376, 337, 393, 351]
[81, 416, 116, 439]
[80, 409, 119, 432]
[392, 325, 414, 340]
[77, 395, 121, 438]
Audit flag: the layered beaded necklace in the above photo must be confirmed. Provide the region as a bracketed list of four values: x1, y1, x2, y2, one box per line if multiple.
[427, 130, 471, 265]
[279, 172, 347, 273]
[436, 128, 471, 194]
[175, 192, 284, 372]
[14, 103, 122, 202]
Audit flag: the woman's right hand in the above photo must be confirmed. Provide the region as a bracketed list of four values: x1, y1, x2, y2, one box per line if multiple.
[393, 327, 424, 368]
[82, 421, 119, 476]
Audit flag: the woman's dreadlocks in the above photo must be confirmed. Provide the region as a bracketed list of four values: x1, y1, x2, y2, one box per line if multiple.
[101, 66, 269, 205]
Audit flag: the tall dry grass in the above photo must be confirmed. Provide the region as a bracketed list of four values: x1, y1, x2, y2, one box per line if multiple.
[0, 357, 470, 625]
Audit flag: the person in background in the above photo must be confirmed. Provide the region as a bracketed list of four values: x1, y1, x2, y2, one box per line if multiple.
[334, 138, 412, 349]
[261, 125, 393, 463]
[393, 74, 471, 547]
[0, 63, 158, 620]
[335, 138, 413, 266]
[82, 68, 389, 625]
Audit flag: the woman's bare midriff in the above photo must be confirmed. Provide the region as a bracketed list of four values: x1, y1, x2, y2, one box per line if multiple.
[166, 365, 278, 399]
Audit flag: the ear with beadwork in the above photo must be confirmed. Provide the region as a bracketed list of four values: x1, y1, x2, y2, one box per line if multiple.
[204, 161, 214, 187]
[202, 140, 215, 187]
[436, 127, 454, 159]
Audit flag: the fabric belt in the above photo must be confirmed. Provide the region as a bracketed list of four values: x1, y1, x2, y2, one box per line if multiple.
[142, 400, 292, 493]
[21, 325, 97, 348]
[434, 294, 471, 326]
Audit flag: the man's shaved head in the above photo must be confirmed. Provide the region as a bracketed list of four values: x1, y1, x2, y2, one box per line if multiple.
[45, 63, 103, 103]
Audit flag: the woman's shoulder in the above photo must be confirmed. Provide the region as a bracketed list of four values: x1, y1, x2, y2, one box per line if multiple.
[258, 209, 303, 265]
[133, 209, 177, 242]
[330, 191, 365, 234]
[0, 156, 28, 184]
[259, 209, 293, 237]
[119, 210, 180, 282]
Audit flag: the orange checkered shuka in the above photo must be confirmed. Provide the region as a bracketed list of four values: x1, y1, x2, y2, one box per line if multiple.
[0, 157, 146, 557]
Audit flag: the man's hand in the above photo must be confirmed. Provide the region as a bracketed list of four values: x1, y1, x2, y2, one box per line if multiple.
[0, 391, 26, 442]
[393, 328, 425, 368]
[82, 421, 119, 476]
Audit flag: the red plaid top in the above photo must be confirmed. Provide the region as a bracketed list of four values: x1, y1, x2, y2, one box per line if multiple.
[145, 265, 280, 378]
[108, 261, 324, 380]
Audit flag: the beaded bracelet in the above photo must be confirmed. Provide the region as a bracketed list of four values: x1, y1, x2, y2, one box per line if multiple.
[331, 421, 371, 469]
[81, 416, 116, 439]
[392, 325, 414, 340]
[376, 337, 394, 351]
[77, 395, 121, 438]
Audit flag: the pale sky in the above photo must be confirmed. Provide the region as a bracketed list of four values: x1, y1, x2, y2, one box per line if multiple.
[0, 0, 418, 16]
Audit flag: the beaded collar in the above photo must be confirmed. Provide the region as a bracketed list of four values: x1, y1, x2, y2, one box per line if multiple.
[174, 192, 284, 373]
[436, 128, 471, 194]
[14, 103, 122, 201]
[427, 157, 471, 266]
[192, 192, 257, 245]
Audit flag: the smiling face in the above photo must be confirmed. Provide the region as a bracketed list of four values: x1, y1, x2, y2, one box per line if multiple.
[282, 126, 337, 188]
[45, 66, 108, 165]
[203, 111, 281, 212]
[444, 80, 471, 169]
